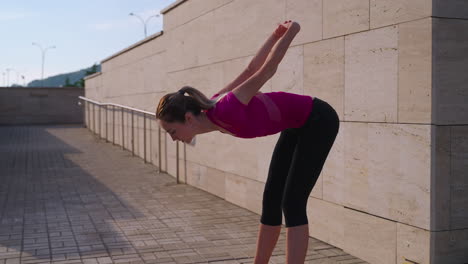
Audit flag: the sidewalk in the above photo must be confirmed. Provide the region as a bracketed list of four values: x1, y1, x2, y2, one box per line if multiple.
[0, 125, 368, 264]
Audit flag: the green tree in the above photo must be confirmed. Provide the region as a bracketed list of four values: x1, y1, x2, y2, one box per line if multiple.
[75, 64, 99, 88]
[64, 77, 73, 87]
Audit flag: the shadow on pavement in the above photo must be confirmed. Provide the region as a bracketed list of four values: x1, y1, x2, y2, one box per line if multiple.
[0, 125, 151, 261]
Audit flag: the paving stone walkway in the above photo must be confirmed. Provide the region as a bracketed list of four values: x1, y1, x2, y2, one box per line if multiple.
[0, 125, 368, 264]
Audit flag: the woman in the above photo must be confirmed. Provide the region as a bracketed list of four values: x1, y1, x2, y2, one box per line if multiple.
[156, 21, 339, 264]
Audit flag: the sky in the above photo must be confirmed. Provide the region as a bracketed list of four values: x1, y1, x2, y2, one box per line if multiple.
[1, 0, 177, 86]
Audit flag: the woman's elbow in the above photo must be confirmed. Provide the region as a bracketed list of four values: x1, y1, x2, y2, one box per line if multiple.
[266, 65, 278, 79]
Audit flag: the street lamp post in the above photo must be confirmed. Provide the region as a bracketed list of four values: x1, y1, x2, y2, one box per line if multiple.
[4, 68, 22, 86]
[5, 68, 13, 87]
[32, 42, 56, 86]
[129, 12, 160, 38]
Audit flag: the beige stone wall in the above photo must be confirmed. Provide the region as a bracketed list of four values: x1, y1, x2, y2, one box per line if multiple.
[85, 0, 468, 263]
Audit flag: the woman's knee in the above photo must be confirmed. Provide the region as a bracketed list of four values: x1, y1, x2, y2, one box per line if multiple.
[282, 200, 308, 227]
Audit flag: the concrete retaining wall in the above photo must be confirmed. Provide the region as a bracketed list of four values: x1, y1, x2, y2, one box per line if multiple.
[0, 87, 84, 125]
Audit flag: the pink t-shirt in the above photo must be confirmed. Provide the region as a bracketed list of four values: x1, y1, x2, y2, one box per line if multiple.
[205, 91, 313, 138]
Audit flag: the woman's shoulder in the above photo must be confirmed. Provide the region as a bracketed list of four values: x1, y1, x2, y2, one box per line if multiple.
[210, 91, 231, 101]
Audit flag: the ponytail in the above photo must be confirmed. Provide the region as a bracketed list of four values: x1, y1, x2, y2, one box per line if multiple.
[179, 86, 216, 109]
[156, 86, 216, 123]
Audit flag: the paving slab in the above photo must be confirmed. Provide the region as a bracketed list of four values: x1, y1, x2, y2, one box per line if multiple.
[0, 125, 368, 264]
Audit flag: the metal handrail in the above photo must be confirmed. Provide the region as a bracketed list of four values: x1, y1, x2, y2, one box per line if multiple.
[78, 96, 181, 183]
[79, 96, 155, 116]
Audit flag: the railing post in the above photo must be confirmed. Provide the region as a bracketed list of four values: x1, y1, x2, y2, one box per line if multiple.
[80, 98, 170, 176]
[176, 141, 179, 184]
[99, 105, 101, 139]
[82, 100, 86, 128]
[131, 110, 134, 156]
[158, 126, 162, 173]
[93, 103, 96, 135]
[143, 113, 147, 163]
[105, 105, 108, 143]
[88, 102, 91, 131]
[112, 105, 115, 145]
[150, 118, 152, 166]
[121, 107, 124, 150]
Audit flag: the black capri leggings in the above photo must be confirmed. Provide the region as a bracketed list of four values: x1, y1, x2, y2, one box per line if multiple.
[260, 97, 340, 228]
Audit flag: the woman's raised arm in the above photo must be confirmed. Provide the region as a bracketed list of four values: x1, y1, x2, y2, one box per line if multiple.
[231, 21, 301, 105]
[214, 22, 290, 96]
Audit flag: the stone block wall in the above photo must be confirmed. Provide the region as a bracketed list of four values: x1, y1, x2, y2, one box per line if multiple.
[84, 0, 468, 263]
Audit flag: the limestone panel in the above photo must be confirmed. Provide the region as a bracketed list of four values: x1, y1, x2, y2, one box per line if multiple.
[164, 133, 178, 178]
[142, 52, 167, 95]
[122, 40, 162, 65]
[433, 0, 468, 19]
[370, 0, 431, 29]
[225, 173, 249, 209]
[285, 0, 322, 46]
[398, 18, 432, 124]
[391, 125, 431, 224]
[307, 198, 345, 249]
[112, 50, 133, 69]
[186, 132, 219, 169]
[148, 35, 167, 55]
[127, 64, 145, 95]
[165, 11, 216, 72]
[222, 56, 252, 90]
[344, 122, 431, 229]
[163, 34, 182, 74]
[221, 55, 273, 94]
[245, 179, 265, 215]
[451, 126, 468, 229]
[432, 229, 468, 263]
[397, 223, 430, 264]
[213, 0, 285, 63]
[224, 172, 264, 216]
[310, 174, 323, 199]
[163, 0, 233, 31]
[343, 208, 397, 264]
[323, 0, 369, 39]
[156, 126, 167, 170]
[433, 18, 468, 125]
[345, 26, 398, 122]
[167, 63, 224, 98]
[103, 68, 127, 98]
[254, 134, 278, 183]
[122, 111, 131, 151]
[304, 37, 345, 120]
[133, 114, 143, 159]
[101, 60, 112, 73]
[322, 119, 345, 205]
[149, 119, 162, 168]
[344, 122, 369, 212]
[186, 161, 226, 199]
[431, 126, 451, 231]
[215, 135, 259, 180]
[176, 139, 186, 183]
[271, 45, 303, 95]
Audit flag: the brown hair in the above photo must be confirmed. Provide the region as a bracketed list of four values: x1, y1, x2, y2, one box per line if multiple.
[156, 86, 216, 123]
